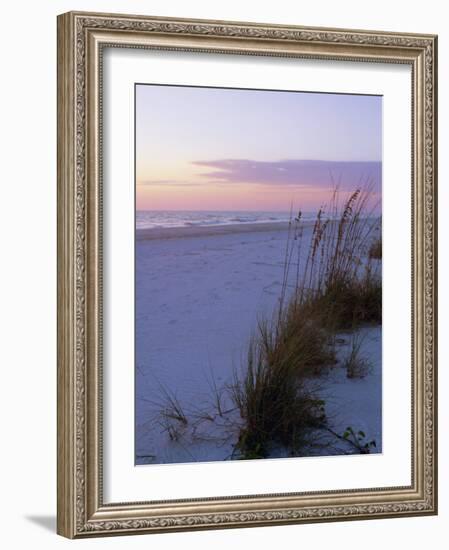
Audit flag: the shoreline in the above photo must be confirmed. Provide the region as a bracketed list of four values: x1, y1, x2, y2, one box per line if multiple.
[136, 220, 312, 241]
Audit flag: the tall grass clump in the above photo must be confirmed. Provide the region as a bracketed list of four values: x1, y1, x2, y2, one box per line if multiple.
[369, 236, 382, 259]
[343, 332, 372, 379]
[231, 329, 327, 459]
[293, 187, 382, 329]
[232, 184, 382, 459]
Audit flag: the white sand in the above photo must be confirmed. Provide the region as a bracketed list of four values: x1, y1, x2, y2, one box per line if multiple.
[135, 222, 382, 464]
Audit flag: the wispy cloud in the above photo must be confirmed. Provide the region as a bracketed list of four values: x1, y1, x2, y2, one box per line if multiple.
[138, 159, 381, 192]
[137, 179, 204, 187]
[192, 159, 381, 191]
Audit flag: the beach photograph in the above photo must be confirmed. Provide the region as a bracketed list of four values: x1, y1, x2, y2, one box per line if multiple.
[135, 83, 382, 465]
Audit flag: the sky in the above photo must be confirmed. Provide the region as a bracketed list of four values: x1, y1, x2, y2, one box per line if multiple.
[136, 84, 382, 212]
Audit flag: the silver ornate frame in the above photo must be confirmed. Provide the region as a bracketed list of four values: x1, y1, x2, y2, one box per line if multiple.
[57, 11, 438, 538]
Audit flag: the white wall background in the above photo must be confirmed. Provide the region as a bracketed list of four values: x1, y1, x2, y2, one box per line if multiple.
[0, 1, 445, 548]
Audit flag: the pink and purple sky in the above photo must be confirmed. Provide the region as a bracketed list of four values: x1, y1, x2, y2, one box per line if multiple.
[136, 84, 382, 212]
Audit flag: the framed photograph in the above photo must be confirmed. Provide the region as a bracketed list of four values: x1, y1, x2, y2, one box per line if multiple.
[57, 11, 438, 538]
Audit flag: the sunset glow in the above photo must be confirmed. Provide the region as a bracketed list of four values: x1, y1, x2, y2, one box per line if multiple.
[136, 85, 382, 212]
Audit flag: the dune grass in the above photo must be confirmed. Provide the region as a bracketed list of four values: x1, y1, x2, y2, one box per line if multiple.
[230, 316, 331, 458]
[343, 332, 372, 379]
[231, 186, 382, 459]
[313, 264, 382, 330]
[369, 236, 382, 260]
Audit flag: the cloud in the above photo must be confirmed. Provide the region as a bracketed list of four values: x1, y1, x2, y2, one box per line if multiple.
[192, 159, 381, 191]
[137, 179, 204, 187]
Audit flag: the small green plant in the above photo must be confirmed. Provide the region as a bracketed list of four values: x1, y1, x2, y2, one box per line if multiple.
[341, 426, 377, 454]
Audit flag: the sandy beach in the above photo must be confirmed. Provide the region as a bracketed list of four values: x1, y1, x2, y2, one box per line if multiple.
[135, 221, 382, 465]
[136, 221, 292, 241]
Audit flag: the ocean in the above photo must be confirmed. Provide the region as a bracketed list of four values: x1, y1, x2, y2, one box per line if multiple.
[136, 210, 317, 230]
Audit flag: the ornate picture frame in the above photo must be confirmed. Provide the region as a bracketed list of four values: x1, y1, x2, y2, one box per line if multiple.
[57, 11, 437, 538]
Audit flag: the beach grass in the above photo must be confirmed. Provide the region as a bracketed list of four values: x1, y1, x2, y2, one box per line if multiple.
[343, 332, 372, 379]
[230, 331, 327, 459]
[369, 236, 382, 259]
[232, 186, 382, 458]
[312, 263, 382, 330]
